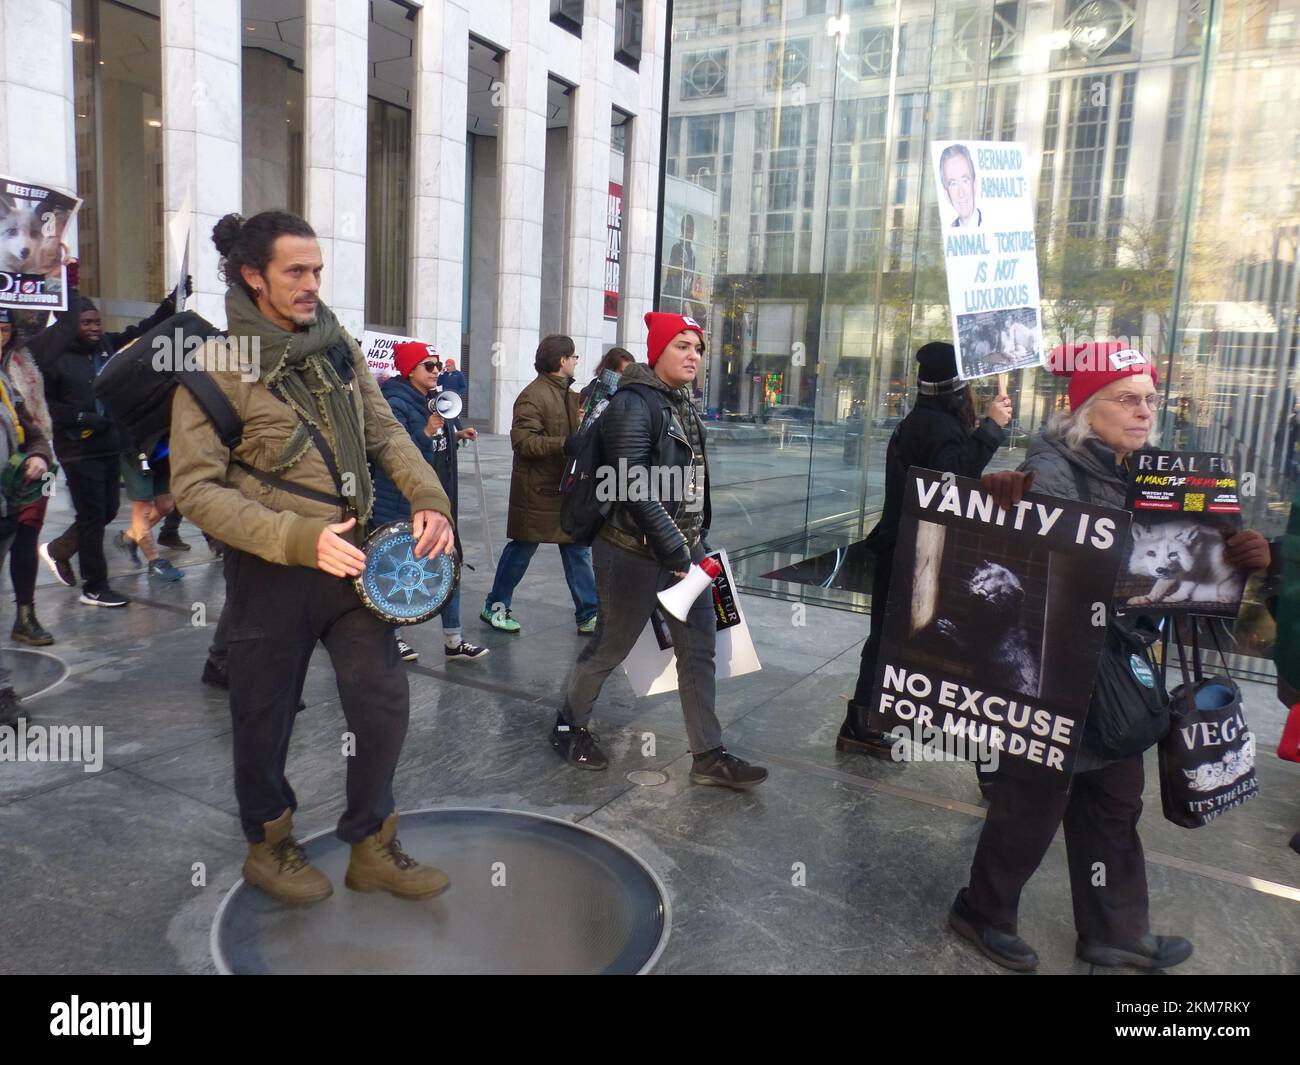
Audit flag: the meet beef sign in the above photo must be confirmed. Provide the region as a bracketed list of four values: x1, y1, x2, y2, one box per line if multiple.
[869, 469, 1130, 788]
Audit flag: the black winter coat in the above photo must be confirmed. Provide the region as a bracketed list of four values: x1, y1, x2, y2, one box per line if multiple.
[598, 364, 712, 571]
[866, 394, 1006, 556]
[28, 289, 176, 460]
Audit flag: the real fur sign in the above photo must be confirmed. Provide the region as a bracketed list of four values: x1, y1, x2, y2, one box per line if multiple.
[1115, 450, 1247, 619]
[869, 469, 1130, 787]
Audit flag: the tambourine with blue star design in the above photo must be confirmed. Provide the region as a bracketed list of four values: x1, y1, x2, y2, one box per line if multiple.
[354, 520, 459, 625]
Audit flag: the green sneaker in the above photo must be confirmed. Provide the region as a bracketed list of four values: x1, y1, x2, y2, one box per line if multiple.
[577, 615, 598, 635]
[480, 603, 521, 633]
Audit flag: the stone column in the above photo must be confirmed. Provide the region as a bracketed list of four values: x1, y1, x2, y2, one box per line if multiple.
[304, 0, 368, 337]
[160, 0, 241, 327]
[0, 1, 77, 248]
[562, 0, 615, 366]
[491, 0, 550, 433]
[410, 0, 469, 360]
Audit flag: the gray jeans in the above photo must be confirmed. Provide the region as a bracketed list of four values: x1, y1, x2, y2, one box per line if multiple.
[562, 537, 723, 753]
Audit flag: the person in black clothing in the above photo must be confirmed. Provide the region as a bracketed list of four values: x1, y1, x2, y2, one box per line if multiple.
[28, 260, 189, 606]
[838, 341, 1012, 757]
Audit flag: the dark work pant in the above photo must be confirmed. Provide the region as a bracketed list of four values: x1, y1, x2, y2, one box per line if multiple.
[851, 548, 893, 706]
[965, 754, 1150, 943]
[563, 537, 723, 753]
[223, 549, 410, 844]
[209, 555, 230, 666]
[50, 453, 119, 593]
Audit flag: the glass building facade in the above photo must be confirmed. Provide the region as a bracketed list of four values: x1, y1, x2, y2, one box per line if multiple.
[660, 0, 1300, 669]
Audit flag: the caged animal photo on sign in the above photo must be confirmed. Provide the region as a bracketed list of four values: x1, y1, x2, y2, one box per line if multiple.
[1116, 517, 1247, 616]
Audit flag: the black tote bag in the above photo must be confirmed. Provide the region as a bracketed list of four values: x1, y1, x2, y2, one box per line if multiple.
[1158, 617, 1260, 828]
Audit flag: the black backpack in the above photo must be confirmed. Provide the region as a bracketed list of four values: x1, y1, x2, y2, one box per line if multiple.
[92, 311, 242, 454]
[560, 387, 666, 545]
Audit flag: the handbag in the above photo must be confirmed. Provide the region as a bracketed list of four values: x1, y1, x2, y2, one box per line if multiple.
[1158, 617, 1260, 827]
[1082, 615, 1171, 760]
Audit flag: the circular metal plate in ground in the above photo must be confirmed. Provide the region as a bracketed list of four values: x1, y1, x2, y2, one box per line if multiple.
[211, 808, 669, 975]
[4, 648, 69, 701]
[626, 770, 669, 787]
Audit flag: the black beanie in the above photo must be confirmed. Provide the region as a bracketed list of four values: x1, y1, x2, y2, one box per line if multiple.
[75, 296, 97, 315]
[916, 341, 958, 383]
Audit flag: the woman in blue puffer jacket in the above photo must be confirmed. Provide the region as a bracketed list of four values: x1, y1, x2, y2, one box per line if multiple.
[372, 342, 487, 664]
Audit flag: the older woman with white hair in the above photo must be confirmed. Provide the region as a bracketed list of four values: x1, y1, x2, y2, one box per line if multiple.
[951, 341, 1271, 974]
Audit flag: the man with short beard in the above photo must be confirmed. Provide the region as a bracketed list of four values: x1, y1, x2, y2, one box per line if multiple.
[170, 211, 457, 906]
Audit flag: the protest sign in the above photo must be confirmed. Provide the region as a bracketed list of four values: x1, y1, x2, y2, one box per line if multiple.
[623, 550, 760, 696]
[360, 330, 426, 381]
[0, 175, 81, 312]
[869, 468, 1130, 788]
[931, 141, 1044, 380]
[1115, 450, 1247, 618]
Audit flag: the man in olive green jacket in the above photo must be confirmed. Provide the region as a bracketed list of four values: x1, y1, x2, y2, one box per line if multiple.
[171, 210, 455, 906]
[479, 333, 598, 635]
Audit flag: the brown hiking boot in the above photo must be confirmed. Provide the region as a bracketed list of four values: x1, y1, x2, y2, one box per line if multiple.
[242, 809, 333, 905]
[345, 813, 449, 900]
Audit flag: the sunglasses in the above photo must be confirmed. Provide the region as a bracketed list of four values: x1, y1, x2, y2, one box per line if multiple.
[421, 361, 440, 372]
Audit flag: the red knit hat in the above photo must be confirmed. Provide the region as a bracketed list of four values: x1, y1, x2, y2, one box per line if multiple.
[1046, 340, 1158, 410]
[644, 312, 704, 366]
[393, 340, 436, 379]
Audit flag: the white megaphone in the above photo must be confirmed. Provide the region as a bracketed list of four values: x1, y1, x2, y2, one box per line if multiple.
[431, 388, 463, 419]
[657, 556, 723, 622]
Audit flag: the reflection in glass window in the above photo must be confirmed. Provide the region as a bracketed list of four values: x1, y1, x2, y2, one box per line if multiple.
[681, 50, 728, 100]
[366, 98, 411, 331]
[72, 0, 164, 317]
[241, 30, 305, 218]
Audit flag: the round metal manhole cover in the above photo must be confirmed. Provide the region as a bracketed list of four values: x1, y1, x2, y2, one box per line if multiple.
[211, 808, 669, 975]
[626, 770, 669, 787]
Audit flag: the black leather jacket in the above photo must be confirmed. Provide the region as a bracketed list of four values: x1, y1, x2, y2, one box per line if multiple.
[598, 366, 712, 570]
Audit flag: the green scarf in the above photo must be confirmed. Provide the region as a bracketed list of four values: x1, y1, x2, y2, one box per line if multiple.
[224, 285, 374, 525]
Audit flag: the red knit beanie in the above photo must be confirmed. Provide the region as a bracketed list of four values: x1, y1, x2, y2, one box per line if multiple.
[1046, 340, 1158, 410]
[393, 341, 436, 379]
[645, 312, 704, 366]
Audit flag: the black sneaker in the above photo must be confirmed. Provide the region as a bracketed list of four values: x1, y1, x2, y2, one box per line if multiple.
[549, 718, 609, 770]
[1076, 934, 1193, 970]
[201, 658, 229, 689]
[948, 888, 1039, 972]
[80, 587, 129, 608]
[39, 543, 75, 588]
[445, 640, 489, 661]
[396, 637, 419, 662]
[113, 530, 140, 566]
[690, 747, 768, 789]
[157, 529, 191, 551]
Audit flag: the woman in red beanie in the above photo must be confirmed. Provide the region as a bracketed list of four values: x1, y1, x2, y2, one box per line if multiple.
[956, 341, 1271, 973]
[550, 312, 768, 788]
